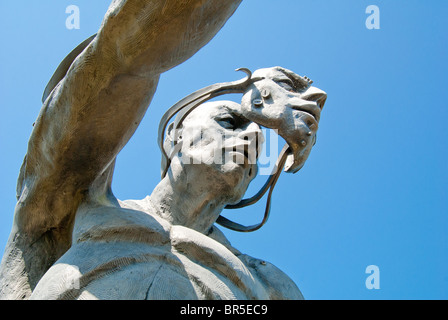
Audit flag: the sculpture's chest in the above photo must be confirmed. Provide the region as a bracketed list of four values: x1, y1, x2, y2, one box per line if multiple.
[31, 211, 272, 300]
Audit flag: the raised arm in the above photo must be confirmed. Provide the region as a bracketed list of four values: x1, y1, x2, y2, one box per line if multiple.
[0, 0, 242, 299]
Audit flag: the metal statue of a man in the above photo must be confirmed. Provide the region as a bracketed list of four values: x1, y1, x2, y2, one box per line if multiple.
[0, 0, 326, 300]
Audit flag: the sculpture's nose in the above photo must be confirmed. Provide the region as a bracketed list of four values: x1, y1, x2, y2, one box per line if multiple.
[238, 122, 265, 159]
[244, 122, 264, 141]
[301, 86, 327, 110]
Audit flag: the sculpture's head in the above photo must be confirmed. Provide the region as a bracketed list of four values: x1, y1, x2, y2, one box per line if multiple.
[159, 66, 327, 231]
[163, 101, 264, 205]
[240, 67, 327, 173]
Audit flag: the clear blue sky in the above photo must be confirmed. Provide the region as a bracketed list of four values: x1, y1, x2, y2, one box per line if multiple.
[0, 0, 447, 300]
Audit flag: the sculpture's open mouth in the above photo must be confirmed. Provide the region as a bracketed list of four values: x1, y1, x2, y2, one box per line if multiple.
[226, 142, 258, 166]
[228, 151, 249, 166]
[291, 103, 320, 123]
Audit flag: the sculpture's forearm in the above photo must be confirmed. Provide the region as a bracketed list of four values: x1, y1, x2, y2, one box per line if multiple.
[100, 0, 242, 75]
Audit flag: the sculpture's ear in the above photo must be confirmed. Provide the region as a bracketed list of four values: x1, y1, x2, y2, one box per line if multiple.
[163, 123, 175, 154]
[161, 122, 182, 176]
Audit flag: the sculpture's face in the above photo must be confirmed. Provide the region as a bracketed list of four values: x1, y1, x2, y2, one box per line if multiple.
[241, 67, 327, 173]
[168, 101, 263, 204]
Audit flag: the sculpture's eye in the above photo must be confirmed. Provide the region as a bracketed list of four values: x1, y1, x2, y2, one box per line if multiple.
[217, 113, 248, 130]
[218, 116, 237, 129]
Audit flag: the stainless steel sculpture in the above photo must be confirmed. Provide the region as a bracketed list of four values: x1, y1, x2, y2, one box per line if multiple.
[0, 0, 326, 300]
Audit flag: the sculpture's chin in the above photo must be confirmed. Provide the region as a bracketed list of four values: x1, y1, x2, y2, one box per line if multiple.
[284, 147, 312, 173]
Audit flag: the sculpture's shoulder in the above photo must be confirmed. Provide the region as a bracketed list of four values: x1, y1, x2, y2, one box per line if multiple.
[72, 198, 172, 245]
[207, 227, 304, 300]
[237, 254, 304, 300]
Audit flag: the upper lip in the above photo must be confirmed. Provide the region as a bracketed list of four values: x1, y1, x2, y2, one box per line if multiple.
[291, 103, 321, 122]
[224, 142, 259, 161]
[233, 148, 250, 160]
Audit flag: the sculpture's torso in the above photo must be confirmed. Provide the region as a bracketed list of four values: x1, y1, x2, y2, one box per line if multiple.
[29, 199, 303, 300]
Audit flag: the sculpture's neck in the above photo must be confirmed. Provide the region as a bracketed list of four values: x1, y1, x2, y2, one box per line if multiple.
[148, 177, 226, 234]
